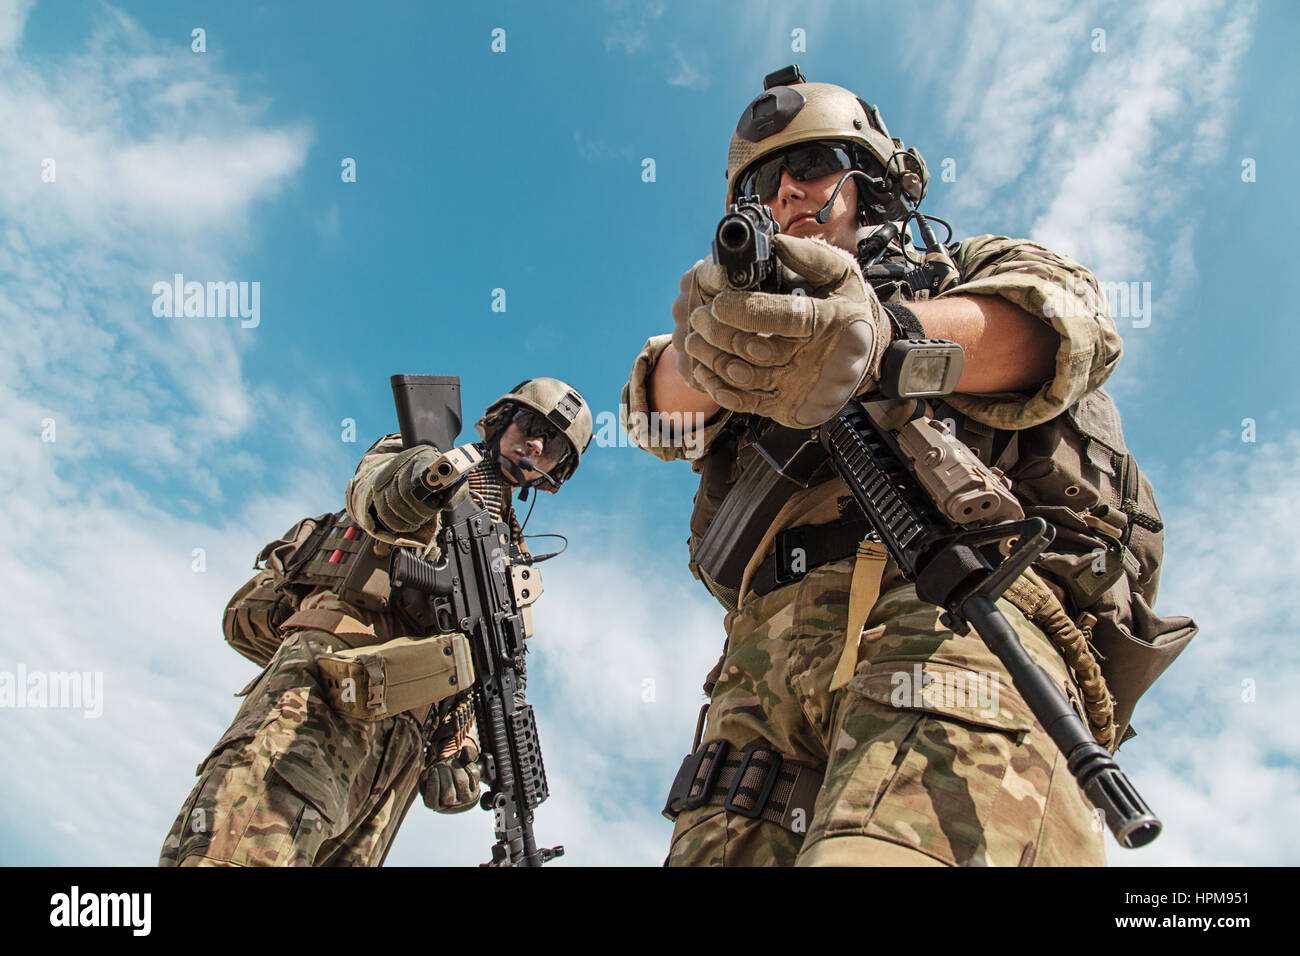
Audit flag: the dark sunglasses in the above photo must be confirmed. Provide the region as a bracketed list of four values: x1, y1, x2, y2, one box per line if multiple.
[739, 142, 858, 202]
[511, 408, 569, 461]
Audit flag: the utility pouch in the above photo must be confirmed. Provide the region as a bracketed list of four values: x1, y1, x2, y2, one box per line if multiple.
[1006, 388, 1196, 744]
[222, 569, 297, 668]
[317, 633, 476, 721]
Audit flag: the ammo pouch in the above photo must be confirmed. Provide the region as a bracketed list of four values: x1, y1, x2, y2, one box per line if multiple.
[223, 569, 299, 670]
[1005, 389, 1197, 744]
[316, 633, 475, 721]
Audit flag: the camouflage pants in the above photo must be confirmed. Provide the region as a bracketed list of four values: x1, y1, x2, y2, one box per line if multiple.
[159, 629, 425, 867]
[668, 558, 1106, 866]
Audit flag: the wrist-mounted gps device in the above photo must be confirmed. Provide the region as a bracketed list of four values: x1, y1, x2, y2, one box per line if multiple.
[880, 302, 964, 399]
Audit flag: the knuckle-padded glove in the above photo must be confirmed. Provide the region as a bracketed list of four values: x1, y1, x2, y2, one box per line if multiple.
[670, 257, 729, 391]
[420, 732, 482, 814]
[373, 445, 442, 533]
[682, 234, 891, 428]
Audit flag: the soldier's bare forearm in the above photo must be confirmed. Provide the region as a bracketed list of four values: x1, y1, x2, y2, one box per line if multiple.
[910, 294, 1058, 394]
[649, 341, 723, 417]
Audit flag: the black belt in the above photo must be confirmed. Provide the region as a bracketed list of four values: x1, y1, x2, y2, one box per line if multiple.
[749, 514, 873, 598]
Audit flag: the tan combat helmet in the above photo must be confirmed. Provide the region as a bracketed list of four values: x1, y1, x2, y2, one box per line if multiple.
[477, 378, 593, 491]
[725, 65, 929, 223]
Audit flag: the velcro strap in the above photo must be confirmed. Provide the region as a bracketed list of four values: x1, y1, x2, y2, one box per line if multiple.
[750, 515, 871, 598]
[281, 609, 378, 648]
[662, 741, 823, 835]
[882, 301, 924, 340]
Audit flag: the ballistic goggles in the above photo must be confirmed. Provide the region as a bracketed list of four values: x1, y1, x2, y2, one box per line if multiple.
[737, 141, 860, 203]
[511, 408, 570, 462]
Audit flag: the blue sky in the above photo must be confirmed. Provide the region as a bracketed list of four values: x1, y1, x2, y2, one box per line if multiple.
[1, 0, 1296, 866]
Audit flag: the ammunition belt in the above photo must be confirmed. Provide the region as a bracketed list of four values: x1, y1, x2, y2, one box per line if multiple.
[467, 458, 507, 525]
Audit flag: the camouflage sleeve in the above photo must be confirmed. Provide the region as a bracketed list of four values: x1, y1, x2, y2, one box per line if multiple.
[939, 235, 1123, 430]
[345, 433, 437, 546]
[622, 333, 734, 464]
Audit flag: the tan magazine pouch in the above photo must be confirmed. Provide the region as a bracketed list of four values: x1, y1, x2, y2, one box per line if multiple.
[316, 633, 475, 721]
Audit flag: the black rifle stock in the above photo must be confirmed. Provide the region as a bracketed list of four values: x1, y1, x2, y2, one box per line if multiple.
[707, 211, 1162, 848]
[387, 374, 561, 867]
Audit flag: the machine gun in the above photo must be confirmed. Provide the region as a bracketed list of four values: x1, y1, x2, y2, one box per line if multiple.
[386, 374, 561, 867]
[697, 202, 1162, 848]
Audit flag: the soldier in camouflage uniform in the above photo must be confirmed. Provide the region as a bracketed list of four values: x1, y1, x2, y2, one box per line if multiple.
[627, 68, 1194, 866]
[160, 379, 592, 866]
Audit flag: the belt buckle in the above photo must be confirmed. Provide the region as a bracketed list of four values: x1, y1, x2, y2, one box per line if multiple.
[663, 739, 729, 818]
[682, 739, 729, 811]
[724, 745, 783, 819]
[773, 528, 806, 587]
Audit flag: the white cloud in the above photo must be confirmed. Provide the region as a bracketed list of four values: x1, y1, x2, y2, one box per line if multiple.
[0, 4, 341, 864]
[603, 0, 664, 54]
[923, 0, 1256, 270]
[0, 8, 313, 482]
[0, 0, 33, 52]
[601, 0, 719, 91]
[572, 129, 636, 163]
[667, 44, 710, 90]
[911, 0, 1258, 381]
[315, 202, 341, 241]
[1028, 1, 1256, 280]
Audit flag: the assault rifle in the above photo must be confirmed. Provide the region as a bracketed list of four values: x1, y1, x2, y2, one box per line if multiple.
[386, 374, 561, 867]
[700, 202, 1162, 848]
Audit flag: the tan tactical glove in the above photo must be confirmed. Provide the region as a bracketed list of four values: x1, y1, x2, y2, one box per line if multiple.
[420, 731, 482, 814]
[372, 445, 442, 532]
[682, 234, 892, 428]
[670, 257, 729, 390]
